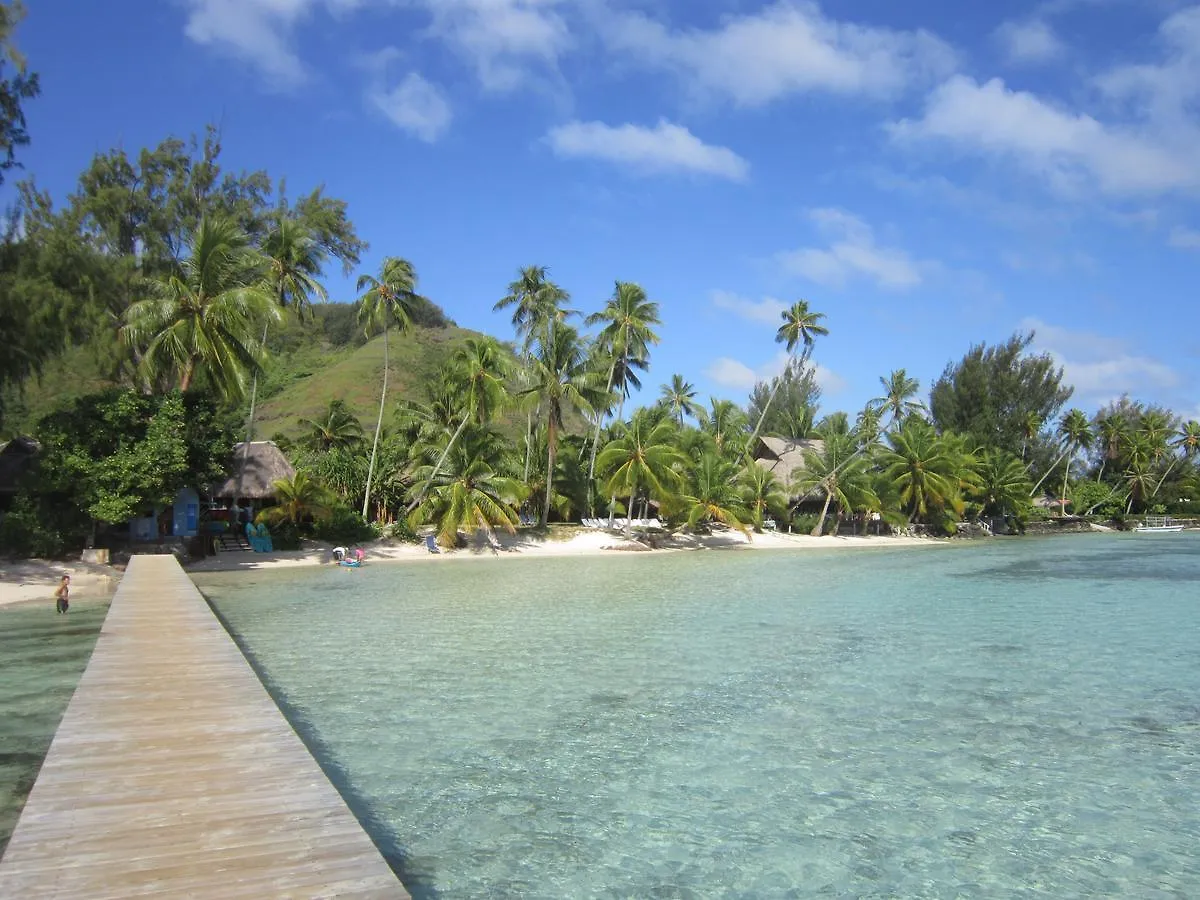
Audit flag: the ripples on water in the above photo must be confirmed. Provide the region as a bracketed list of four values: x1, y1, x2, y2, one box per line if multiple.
[0, 602, 108, 856]
[199, 534, 1200, 898]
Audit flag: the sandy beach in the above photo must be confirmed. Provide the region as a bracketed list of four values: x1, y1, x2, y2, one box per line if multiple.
[0, 528, 941, 607]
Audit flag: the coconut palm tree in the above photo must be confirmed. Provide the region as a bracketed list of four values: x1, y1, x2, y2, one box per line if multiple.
[597, 411, 687, 538]
[521, 323, 599, 526]
[1094, 413, 1130, 481]
[871, 369, 925, 430]
[975, 449, 1033, 522]
[1019, 411, 1043, 462]
[356, 256, 420, 519]
[586, 281, 661, 514]
[660, 374, 701, 426]
[748, 299, 828, 448]
[876, 418, 963, 527]
[701, 398, 749, 458]
[737, 463, 789, 532]
[794, 431, 864, 536]
[257, 471, 334, 528]
[297, 399, 365, 453]
[408, 432, 526, 549]
[1057, 408, 1093, 516]
[121, 216, 276, 400]
[408, 337, 511, 511]
[678, 450, 750, 537]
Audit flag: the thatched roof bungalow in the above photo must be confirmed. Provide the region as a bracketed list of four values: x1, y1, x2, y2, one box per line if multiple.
[210, 441, 296, 502]
[752, 436, 824, 491]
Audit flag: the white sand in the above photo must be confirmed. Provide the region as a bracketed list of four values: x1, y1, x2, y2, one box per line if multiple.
[1, 528, 941, 604]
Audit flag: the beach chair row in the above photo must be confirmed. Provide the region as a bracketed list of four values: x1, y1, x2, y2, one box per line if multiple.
[580, 517, 663, 530]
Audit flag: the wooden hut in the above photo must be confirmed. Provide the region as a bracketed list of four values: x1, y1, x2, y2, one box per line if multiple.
[752, 436, 825, 495]
[210, 441, 296, 515]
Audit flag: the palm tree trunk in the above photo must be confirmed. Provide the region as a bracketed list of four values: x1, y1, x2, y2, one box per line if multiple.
[522, 410, 533, 484]
[1030, 445, 1072, 496]
[606, 393, 629, 526]
[180, 357, 197, 393]
[362, 324, 388, 520]
[587, 358, 619, 516]
[748, 351, 795, 451]
[1061, 456, 1072, 517]
[542, 416, 557, 526]
[408, 415, 469, 513]
[812, 485, 834, 536]
[625, 491, 635, 540]
[236, 321, 271, 502]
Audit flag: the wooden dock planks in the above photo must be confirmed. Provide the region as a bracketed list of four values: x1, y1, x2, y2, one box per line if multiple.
[0, 554, 409, 898]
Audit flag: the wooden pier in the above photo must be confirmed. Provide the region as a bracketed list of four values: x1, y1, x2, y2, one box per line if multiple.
[0, 554, 409, 898]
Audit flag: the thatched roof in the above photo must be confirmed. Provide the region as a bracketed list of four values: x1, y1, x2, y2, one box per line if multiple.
[0, 436, 40, 495]
[211, 441, 296, 500]
[753, 436, 825, 487]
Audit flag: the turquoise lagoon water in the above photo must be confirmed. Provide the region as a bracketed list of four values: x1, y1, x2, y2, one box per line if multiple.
[198, 535, 1200, 898]
[0, 600, 109, 856]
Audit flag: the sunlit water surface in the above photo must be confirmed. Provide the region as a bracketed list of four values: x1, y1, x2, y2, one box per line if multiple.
[198, 535, 1200, 898]
[0, 601, 109, 856]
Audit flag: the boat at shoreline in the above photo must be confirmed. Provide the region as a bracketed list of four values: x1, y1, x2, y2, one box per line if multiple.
[1135, 516, 1185, 533]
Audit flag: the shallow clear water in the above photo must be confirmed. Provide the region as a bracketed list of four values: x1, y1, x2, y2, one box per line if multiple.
[199, 535, 1200, 898]
[0, 601, 109, 856]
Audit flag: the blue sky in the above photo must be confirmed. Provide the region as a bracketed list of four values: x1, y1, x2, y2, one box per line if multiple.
[11, 0, 1200, 421]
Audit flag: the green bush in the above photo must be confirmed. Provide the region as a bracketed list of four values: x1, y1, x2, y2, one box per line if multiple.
[789, 513, 821, 534]
[0, 496, 69, 558]
[311, 506, 377, 544]
[269, 521, 302, 551]
[387, 518, 421, 543]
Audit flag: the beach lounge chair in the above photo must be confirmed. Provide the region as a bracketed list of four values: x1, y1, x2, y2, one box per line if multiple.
[425, 534, 441, 554]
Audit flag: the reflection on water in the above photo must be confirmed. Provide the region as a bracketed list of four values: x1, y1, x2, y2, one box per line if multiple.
[198, 534, 1200, 898]
[0, 602, 108, 856]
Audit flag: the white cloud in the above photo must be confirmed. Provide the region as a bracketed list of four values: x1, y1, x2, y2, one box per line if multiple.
[1024, 317, 1181, 402]
[1169, 226, 1200, 250]
[995, 19, 1065, 65]
[183, 0, 317, 85]
[778, 208, 923, 289]
[367, 71, 453, 142]
[707, 351, 846, 394]
[545, 120, 749, 180]
[889, 75, 1200, 197]
[599, 1, 957, 107]
[710, 291, 787, 326]
[418, 0, 572, 92]
[706, 357, 760, 390]
[1097, 6, 1200, 120]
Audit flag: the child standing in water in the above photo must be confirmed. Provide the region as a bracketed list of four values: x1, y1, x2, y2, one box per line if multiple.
[54, 574, 70, 614]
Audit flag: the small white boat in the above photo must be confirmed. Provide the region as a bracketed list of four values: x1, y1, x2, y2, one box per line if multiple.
[1135, 516, 1185, 533]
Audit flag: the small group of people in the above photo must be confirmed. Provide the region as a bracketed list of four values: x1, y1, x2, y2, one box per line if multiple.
[330, 545, 366, 565]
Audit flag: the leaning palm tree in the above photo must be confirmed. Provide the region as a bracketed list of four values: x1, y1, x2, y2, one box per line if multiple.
[871, 369, 924, 430]
[121, 216, 276, 400]
[356, 256, 420, 520]
[748, 300, 828, 448]
[408, 337, 511, 511]
[521, 324, 600, 526]
[1057, 408, 1093, 516]
[596, 411, 686, 539]
[794, 431, 861, 536]
[586, 281, 661, 514]
[660, 374, 701, 426]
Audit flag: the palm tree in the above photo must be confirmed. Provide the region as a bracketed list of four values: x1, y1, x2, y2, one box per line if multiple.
[794, 431, 864, 536]
[409, 337, 511, 511]
[356, 256, 420, 520]
[522, 323, 599, 526]
[876, 418, 963, 527]
[701, 398, 749, 458]
[257, 471, 334, 528]
[408, 433, 526, 549]
[1057, 408, 1093, 516]
[1019, 411, 1042, 462]
[586, 281, 661, 514]
[975, 449, 1033, 522]
[1094, 413, 1130, 481]
[871, 369, 924, 429]
[121, 216, 276, 400]
[297, 399, 365, 453]
[660, 374, 701, 426]
[596, 411, 686, 538]
[679, 450, 750, 537]
[737, 463, 788, 532]
[855, 403, 884, 452]
[748, 299, 828, 448]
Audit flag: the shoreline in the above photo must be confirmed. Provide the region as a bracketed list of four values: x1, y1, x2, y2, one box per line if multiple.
[2, 528, 944, 604]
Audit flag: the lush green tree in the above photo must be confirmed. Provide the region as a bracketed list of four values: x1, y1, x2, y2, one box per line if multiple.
[0, 1, 38, 187]
[596, 411, 686, 538]
[677, 450, 750, 537]
[975, 449, 1033, 521]
[876, 418, 965, 528]
[747, 359, 821, 441]
[257, 471, 334, 528]
[930, 331, 1072, 457]
[659, 374, 701, 425]
[121, 217, 276, 399]
[700, 398, 749, 458]
[356, 256, 420, 519]
[297, 398, 365, 453]
[586, 281, 661, 514]
[749, 300, 828, 447]
[871, 369, 925, 429]
[794, 431, 872, 536]
[737, 463, 789, 532]
[522, 323, 599, 525]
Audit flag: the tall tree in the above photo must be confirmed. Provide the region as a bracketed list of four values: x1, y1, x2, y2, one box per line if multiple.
[659, 374, 701, 426]
[871, 369, 924, 429]
[585, 281, 661, 514]
[0, 1, 38, 187]
[930, 331, 1072, 457]
[1057, 408, 1093, 515]
[747, 359, 821, 441]
[356, 256, 420, 520]
[748, 300, 827, 447]
[121, 216, 275, 400]
[596, 411, 686, 539]
[876, 418, 965, 528]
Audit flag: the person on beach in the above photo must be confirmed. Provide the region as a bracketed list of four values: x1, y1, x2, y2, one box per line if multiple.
[54, 574, 70, 614]
[332, 546, 347, 563]
[353, 546, 365, 563]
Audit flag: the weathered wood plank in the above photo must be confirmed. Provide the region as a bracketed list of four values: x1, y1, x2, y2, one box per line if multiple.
[0, 554, 409, 898]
